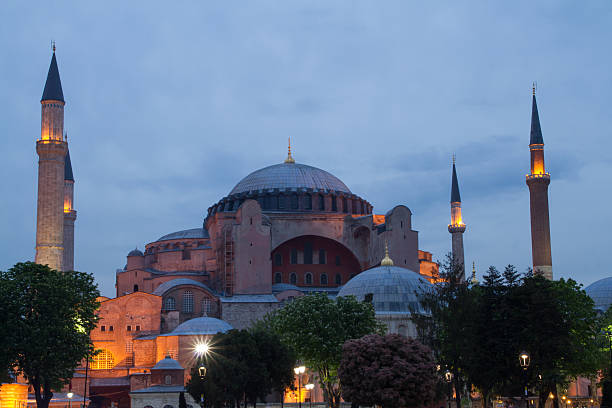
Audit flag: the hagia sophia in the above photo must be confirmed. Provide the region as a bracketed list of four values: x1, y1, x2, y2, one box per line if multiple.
[5, 47, 609, 408]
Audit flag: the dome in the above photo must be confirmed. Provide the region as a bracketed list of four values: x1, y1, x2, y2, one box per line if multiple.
[585, 277, 612, 312]
[229, 162, 351, 196]
[169, 317, 233, 336]
[152, 278, 214, 296]
[157, 228, 209, 242]
[128, 248, 143, 257]
[152, 355, 183, 370]
[338, 265, 432, 314]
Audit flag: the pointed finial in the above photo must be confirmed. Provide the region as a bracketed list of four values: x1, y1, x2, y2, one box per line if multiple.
[532, 82, 536, 96]
[284, 137, 295, 164]
[452, 153, 456, 165]
[470, 261, 478, 285]
[381, 241, 394, 266]
[52, 41, 56, 53]
[65, 131, 68, 142]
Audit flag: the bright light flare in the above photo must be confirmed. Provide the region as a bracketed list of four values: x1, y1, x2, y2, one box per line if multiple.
[194, 341, 210, 357]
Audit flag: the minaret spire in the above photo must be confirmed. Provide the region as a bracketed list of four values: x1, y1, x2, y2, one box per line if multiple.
[284, 137, 295, 164]
[448, 155, 466, 277]
[526, 85, 552, 279]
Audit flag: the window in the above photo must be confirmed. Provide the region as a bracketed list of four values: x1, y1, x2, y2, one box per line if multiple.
[278, 194, 285, 209]
[290, 248, 298, 264]
[182, 249, 191, 260]
[290, 194, 299, 210]
[290, 273, 297, 285]
[318, 195, 325, 211]
[305, 273, 313, 285]
[335, 274, 342, 285]
[109, 326, 114, 332]
[304, 242, 313, 264]
[127, 325, 132, 331]
[318, 249, 326, 264]
[274, 272, 282, 284]
[91, 349, 115, 370]
[165, 375, 172, 385]
[304, 194, 312, 210]
[136, 325, 141, 331]
[133, 284, 139, 292]
[320, 273, 328, 285]
[335, 255, 341, 266]
[201, 298, 211, 316]
[331, 195, 337, 211]
[183, 291, 194, 313]
[342, 197, 348, 213]
[164, 297, 176, 310]
[101, 325, 106, 332]
[264, 195, 272, 209]
[274, 253, 282, 266]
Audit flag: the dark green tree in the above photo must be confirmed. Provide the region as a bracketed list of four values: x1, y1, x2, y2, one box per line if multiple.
[2, 262, 99, 408]
[268, 292, 385, 408]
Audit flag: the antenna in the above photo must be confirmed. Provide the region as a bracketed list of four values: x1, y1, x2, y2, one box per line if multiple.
[52, 41, 56, 53]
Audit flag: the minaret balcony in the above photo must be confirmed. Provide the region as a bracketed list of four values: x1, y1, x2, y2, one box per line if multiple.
[526, 173, 550, 181]
[448, 223, 466, 233]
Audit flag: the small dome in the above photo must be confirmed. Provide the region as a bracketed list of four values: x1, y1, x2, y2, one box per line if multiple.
[170, 317, 232, 336]
[586, 277, 612, 312]
[152, 355, 183, 371]
[338, 265, 432, 314]
[229, 162, 351, 196]
[128, 248, 143, 257]
[157, 228, 209, 242]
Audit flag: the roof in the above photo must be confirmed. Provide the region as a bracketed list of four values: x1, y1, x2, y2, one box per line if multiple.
[451, 162, 461, 203]
[130, 385, 186, 394]
[152, 355, 183, 370]
[160, 317, 233, 336]
[65, 150, 74, 181]
[157, 228, 209, 242]
[152, 278, 214, 296]
[530, 94, 544, 145]
[220, 294, 279, 303]
[90, 377, 129, 387]
[229, 162, 351, 196]
[41, 52, 64, 102]
[585, 277, 612, 312]
[128, 248, 143, 257]
[338, 264, 431, 314]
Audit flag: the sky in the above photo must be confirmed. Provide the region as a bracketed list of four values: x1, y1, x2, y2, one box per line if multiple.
[0, 1, 610, 297]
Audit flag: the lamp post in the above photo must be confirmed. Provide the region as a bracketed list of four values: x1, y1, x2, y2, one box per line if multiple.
[294, 365, 306, 408]
[444, 370, 453, 408]
[519, 352, 530, 408]
[67, 392, 73, 408]
[305, 383, 314, 408]
[194, 341, 210, 408]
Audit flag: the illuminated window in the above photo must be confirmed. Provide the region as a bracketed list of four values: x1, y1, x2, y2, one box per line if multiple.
[274, 272, 282, 284]
[183, 291, 194, 313]
[305, 273, 312, 285]
[201, 298, 211, 316]
[319, 249, 326, 264]
[91, 349, 115, 370]
[335, 274, 342, 285]
[290, 273, 297, 285]
[164, 297, 176, 311]
[320, 274, 328, 285]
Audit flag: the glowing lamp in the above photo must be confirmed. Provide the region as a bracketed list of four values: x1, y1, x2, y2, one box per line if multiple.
[518, 351, 530, 370]
[195, 342, 210, 357]
[294, 365, 305, 375]
[67, 392, 73, 399]
[198, 365, 207, 379]
[444, 370, 453, 383]
[305, 384, 314, 390]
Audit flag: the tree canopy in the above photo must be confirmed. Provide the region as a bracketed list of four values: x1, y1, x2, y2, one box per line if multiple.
[1, 262, 100, 408]
[267, 292, 385, 408]
[339, 334, 437, 408]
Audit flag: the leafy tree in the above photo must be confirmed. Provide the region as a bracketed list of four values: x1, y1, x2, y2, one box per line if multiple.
[268, 292, 385, 408]
[338, 334, 437, 408]
[2, 262, 99, 408]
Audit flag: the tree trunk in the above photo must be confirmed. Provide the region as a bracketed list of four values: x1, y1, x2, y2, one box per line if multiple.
[34, 379, 53, 408]
[454, 375, 462, 408]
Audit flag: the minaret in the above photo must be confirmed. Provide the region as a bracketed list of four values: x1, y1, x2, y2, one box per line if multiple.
[35, 45, 67, 271]
[448, 156, 466, 276]
[63, 147, 76, 271]
[526, 86, 552, 279]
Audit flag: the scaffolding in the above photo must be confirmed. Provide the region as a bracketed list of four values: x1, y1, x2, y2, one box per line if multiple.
[223, 228, 234, 297]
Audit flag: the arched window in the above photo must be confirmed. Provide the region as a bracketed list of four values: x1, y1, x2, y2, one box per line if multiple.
[290, 194, 299, 210]
[342, 197, 348, 213]
[91, 349, 115, 370]
[164, 297, 176, 310]
[133, 284, 139, 292]
[165, 375, 172, 385]
[331, 195, 337, 211]
[201, 298, 211, 316]
[335, 274, 342, 285]
[290, 273, 297, 285]
[320, 273, 328, 285]
[318, 249, 326, 264]
[290, 248, 298, 264]
[319, 194, 325, 211]
[305, 273, 313, 285]
[304, 194, 312, 210]
[274, 272, 282, 284]
[304, 242, 313, 264]
[274, 253, 282, 266]
[264, 195, 272, 210]
[278, 194, 285, 209]
[183, 291, 193, 313]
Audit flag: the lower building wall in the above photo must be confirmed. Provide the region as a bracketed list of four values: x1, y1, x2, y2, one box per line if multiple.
[0, 383, 28, 408]
[375, 313, 417, 338]
[130, 391, 197, 408]
[221, 302, 279, 330]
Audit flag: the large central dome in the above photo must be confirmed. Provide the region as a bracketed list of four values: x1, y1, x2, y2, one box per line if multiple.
[229, 162, 351, 196]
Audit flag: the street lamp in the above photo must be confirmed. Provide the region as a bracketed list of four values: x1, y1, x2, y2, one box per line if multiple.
[305, 383, 314, 408]
[444, 370, 453, 408]
[294, 365, 306, 408]
[518, 351, 530, 408]
[67, 392, 73, 408]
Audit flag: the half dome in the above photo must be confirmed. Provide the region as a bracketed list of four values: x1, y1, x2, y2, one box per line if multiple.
[338, 265, 431, 314]
[168, 317, 233, 336]
[229, 162, 351, 196]
[585, 277, 612, 313]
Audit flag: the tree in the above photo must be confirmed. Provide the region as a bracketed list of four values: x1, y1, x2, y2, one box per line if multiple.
[338, 334, 437, 408]
[179, 392, 187, 408]
[2, 262, 100, 408]
[268, 292, 385, 408]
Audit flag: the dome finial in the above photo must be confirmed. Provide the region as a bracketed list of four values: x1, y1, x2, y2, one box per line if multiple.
[470, 261, 478, 285]
[284, 137, 295, 164]
[381, 241, 394, 266]
[52, 40, 56, 53]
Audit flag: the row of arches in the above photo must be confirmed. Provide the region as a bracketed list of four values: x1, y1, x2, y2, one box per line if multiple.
[163, 291, 214, 316]
[275, 271, 345, 286]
